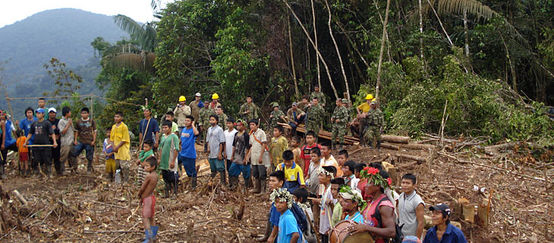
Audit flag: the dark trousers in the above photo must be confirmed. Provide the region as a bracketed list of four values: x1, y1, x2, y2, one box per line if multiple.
[320, 234, 329, 243]
[73, 142, 94, 168]
[252, 164, 267, 180]
[33, 147, 52, 174]
[51, 142, 61, 174]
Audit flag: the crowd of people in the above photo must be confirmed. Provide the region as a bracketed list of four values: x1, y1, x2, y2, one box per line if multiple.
[0, 90, 468, 243]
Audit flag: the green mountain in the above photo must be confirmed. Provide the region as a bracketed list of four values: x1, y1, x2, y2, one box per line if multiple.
[0, 8, 129, 118]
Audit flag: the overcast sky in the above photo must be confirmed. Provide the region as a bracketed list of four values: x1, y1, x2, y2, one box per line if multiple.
[0, 0, 167, 28]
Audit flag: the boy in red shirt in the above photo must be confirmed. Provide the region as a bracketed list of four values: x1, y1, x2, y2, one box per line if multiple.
[299, 131, 321, 175]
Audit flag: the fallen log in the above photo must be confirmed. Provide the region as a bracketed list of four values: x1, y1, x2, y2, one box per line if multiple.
[11, 190, 27, 206]
[381, 143, 399, 150]
[382, 135, 409, 144]
[396, 153, 426, 163]
[401, 143, 436, 150]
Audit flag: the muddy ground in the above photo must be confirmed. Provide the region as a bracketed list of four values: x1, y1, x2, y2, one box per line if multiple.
[0, 137, 551, 242]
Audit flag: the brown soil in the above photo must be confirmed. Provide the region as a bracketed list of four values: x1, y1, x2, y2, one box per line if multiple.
[0, 139, 552, 242]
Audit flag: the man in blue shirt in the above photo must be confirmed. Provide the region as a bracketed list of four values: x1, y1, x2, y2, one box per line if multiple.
[423, 204, 467, 243]
[139, 107, 160, 150]
[20, 107, 37, 143]
[178, 115, 199, 189]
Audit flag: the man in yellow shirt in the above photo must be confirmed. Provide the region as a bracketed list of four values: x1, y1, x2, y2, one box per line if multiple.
[276, 150, 305, 193]
[351, 94, 374, 139]
[111, 111, 131, 182]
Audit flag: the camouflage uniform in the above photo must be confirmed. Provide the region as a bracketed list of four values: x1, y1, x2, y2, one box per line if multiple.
[199, 107, 215, 147]
[310, 91, 326, 107]
[269, 109, 286, 129]
[363, 108, 384, 148]
[239, 102, 260, 121]
[306, 104, 325, 137]
[331, 104, 349, 146]
[217, 112, 228, 130]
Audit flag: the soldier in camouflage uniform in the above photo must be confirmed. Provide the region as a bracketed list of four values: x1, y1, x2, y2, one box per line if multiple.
[310, 85, 326, 107]
[215, 106, 228, 129]
[269, 102, 286, 129]
[198, 104, 215, 151]
[331, 98, 350, 150]
[306, 97, 325, 138]
[363, 100, 384, 149]
[239, 96, 260, 121]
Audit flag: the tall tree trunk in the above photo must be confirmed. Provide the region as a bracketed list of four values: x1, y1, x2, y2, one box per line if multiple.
[375, 0, 391, 100]
[335, 21, 370, 70]
[419, 0, 425, 69]
[499, 33, 517, 92]
[324, 0, 350, 100]
[463, 9, 470, 57]
[288, 18, 300, 99]
[311, 0, 321, 90]
[283, 0, 339, 100]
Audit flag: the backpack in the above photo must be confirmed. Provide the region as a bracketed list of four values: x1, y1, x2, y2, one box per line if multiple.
[371, 197, 403, 243]
[290, 203, 308, 233]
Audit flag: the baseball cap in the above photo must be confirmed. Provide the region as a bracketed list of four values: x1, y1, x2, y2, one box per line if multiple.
[292, 102, 297, 106]
[195, 92, 201, 97]
[36, 108, 46, 114]
[429, 204, 451, 217]
[48, 107, 57, 113]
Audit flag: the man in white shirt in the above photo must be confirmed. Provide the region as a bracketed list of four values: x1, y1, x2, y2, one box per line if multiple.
[397, 173, 425, 239]
[223, 118, 237, 174]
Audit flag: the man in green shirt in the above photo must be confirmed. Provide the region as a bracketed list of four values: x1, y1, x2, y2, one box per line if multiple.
[158, 120, 180, 197]
[269, 103, 286, 129]
[310, 85, 326, 107]
[239, 95, 260, 121]
[306, 97, 325, 138]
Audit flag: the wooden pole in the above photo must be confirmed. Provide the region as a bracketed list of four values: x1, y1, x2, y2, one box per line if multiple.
[375, 0, 391, 99]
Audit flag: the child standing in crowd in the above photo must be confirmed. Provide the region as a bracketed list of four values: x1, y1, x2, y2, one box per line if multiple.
[103, 127, 116, 181]
[25, 108, 57, 177]
[74, 107, 96, 172]
[57, 106, 75, 174]
[330, 178, 344, 227]
[229, 119, 251, 190]
[276, 150, 305, 193]
[223, 118, 237, 173]
[137, 140, 154, 185]
[311, 166, 336, 243]
[291, 188, 316, 243]
[305, 147, 322, 196]
[206, 114, 226, 185]
[342, 160, 360, 192]
[111, 111, 131, 182]
[16, 130, 29, 176]
[336, 149, 348, 167]
[320, 142, 342, 177]
[139, 107, 159, 152]
[300, 131, 321, 175]
[138, 157, 159, 243]
[270, 126, 288, 173]
[273, 189, 302, 243]
[290, 136, 303, 172]
[246, 119, 268, 193]
[163, 111, 179, 135]
[159, 121, 180, 197]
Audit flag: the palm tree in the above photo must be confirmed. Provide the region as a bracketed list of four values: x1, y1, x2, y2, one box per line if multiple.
[110, 15, 158, 72]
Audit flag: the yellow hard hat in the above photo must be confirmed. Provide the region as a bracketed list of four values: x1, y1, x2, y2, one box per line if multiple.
[365, 94, 374, 100]
[179, 96, 186, 102]
[212, 93, 220, 99]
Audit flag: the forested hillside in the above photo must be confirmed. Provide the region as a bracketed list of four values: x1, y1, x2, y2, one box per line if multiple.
[95, 0, 553, 144]
[0, 8, 128, 119]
